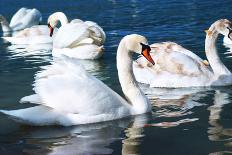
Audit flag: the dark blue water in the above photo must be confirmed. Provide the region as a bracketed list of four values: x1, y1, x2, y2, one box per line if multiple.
[0, 0, 232, 154]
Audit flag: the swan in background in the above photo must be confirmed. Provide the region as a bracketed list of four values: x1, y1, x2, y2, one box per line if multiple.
[0, 34, 154, 126]
[0, 7, 42, 33]
[134, 19, 232, 87]
[2, 25, 57, 45]
[47, 12, 106, 59]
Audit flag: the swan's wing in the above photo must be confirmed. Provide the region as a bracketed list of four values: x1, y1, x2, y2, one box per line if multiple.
[10, 8, 42, 31]
[53, 23, 90, 49]
[134, 44, 213, 87]
[70, 19, 84, 24]
[9, 8, 28, 28]
[85, 21, 106, 45]
[13, 25, 52, 37]
[150, 42, 205, 64]
[3, 25, 55, 44]
[139, 43, 210, 75]
[22, 57, 129, 115]
[0, 105, 80, 126]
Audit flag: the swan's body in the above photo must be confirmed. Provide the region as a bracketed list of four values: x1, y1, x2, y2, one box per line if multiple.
[0, 7, 42, 32]
[48, 12, 106, 60]
[0, 34, 153, 126]
[2, 25, 57, 45]
[134, 19, 232, 87]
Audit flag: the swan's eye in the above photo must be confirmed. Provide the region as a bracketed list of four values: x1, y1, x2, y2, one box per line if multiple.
[140, 43, 151, 52]
[48, 23, 51, 28]
[227, 27, 232, 39]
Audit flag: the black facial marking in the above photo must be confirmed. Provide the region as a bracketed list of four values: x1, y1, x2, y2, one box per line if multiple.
[140, 43, 151, 54]
[227, 27, 232, 39]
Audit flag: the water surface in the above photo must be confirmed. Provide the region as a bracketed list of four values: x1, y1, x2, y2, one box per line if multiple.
[0, 0, 232, 154]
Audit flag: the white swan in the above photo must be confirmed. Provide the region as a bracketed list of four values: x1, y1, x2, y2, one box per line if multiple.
[2, 25, 57, 45]
[0, 7, 42, 32]
[134, 19, 232, 87]
[48, 12, 106, 59]
[0, 34, 154, 126]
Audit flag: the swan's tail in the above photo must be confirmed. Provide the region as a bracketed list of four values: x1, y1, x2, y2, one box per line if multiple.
[0, 106, 71, 126]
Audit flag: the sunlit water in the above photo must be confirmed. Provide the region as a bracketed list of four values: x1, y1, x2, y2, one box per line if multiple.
[0, 0, 232, 154]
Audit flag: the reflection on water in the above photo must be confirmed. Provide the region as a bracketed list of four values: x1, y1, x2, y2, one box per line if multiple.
[2, 42, 108, 81]
[2, 42, 53, 66]
[0, 0, 232, 154]
[122, 115, 148, 155]
[208, 90, 232, 154]
[224, 42, 232, 59]
[10, 115, 149, 155]
[140, 85, 209, 128]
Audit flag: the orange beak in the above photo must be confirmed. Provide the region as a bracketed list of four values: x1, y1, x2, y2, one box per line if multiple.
[140, 43, 155, 65]
[48, 23, 54, 37]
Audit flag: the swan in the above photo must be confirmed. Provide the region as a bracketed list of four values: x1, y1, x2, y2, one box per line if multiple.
[133, 19, 232, 87]
[47, 12, 106, 59]
[0, 34, 154, 126]
[2, 25, 57, 45]
[0, 7, 42, 33]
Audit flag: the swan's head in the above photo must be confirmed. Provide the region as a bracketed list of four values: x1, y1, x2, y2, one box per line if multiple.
[47, 12, 68, 37]
[214, 19, 232, 40]
[124, 34, 155, 65]
[47, 14, 58, 37]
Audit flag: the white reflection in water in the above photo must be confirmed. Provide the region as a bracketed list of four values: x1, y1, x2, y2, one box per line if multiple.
[5, 43, 53, 64]
[223, 41, 232, 58]
[4, 43, 107, 80]
[140, 85, 210, 128]
[208, 90, 232, 153]
[21, 114, 149, 155]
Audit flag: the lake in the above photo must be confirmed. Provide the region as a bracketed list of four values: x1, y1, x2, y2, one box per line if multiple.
[0, 0, 232, 154]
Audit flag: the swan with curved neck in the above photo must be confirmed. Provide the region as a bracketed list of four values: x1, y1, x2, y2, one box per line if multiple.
[0, 34, 154, 126]
[134, 19, 232, 87]
[0, 7, 42, 33]
[47, 12, 106, 59]
[47, 12, 68, 36]
[205, 19, 232, 75]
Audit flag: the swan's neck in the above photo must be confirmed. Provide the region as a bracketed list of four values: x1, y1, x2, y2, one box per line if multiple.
[54, 12, 68, 26]
[205, 26, 231, 76]
[0, 15, 12, 32]
[117, 40, 151, 114]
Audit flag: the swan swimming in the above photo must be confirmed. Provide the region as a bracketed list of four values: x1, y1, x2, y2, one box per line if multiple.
[133, 19, 232, 87]
[0, 7, 42, 33]
[48, 12, 106, 59]
[0, 34, 154, 126]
